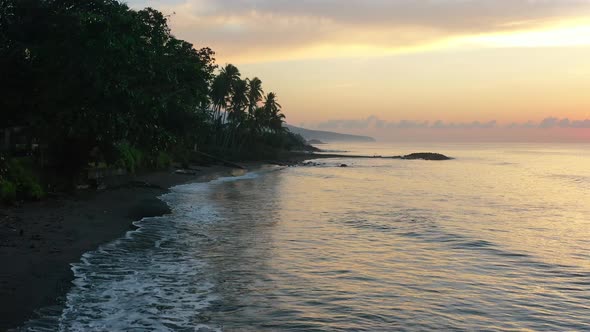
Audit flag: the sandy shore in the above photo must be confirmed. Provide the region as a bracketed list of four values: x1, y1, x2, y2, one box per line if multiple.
[0, 165, 246, 331]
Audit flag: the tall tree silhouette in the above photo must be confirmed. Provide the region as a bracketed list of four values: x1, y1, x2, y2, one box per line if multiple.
[229, 79, 248, 124]
[247, 77, 264, 116]
[263, 92, 285, 133]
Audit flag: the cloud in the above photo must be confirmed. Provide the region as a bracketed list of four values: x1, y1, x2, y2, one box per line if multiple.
[317, 115, 382, 130]
[431, 120, 497, 129]
[507, 121, 537, 129]
[129, 0, 590, 62]
[540, 116, 561, 128]
[313, 116, 498, 130]
[539, 117, 590, 128]
[386, 120, 431, 129]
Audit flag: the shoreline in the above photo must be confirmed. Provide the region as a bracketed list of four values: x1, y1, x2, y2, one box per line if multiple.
[0, 151, 448, 330]
[0, 164, 250, 331]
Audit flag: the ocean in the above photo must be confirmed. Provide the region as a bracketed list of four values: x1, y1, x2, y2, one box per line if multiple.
[23, 143, 590, 331]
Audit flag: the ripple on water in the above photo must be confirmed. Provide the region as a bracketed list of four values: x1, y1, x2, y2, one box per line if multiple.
[19, 150, 590, 331]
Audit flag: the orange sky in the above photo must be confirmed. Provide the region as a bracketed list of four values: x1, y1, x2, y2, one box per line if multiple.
[128, 0, 590, 141]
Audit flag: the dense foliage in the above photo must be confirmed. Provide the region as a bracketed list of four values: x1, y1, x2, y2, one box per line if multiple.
[0, 0, 308, 200]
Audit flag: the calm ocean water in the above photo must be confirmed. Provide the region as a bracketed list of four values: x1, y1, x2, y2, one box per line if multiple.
[23, 143, 590, 331]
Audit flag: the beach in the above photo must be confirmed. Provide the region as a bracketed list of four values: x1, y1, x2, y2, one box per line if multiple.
[0, 149, 331, 330]
[14, 142, 588, 331]
[0, 165, 243, 330]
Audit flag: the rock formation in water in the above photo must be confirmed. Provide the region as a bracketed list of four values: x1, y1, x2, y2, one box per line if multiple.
[398, 153, 452, 160]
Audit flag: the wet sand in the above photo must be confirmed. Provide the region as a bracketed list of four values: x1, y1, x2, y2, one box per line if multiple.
[0, 165, 241, 330]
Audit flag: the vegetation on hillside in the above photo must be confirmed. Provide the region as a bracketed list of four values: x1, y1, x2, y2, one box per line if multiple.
[0, 0, 309, 201]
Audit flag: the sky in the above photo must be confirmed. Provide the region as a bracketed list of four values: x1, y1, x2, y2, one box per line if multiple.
[127, 0, 590, 141]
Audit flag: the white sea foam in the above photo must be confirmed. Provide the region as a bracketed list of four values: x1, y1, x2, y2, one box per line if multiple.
[20, 170, 273, 331]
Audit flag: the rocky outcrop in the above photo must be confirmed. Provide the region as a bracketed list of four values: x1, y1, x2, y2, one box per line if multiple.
[398, 153, 452, 160]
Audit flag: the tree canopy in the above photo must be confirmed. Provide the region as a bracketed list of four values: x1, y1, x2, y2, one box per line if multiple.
[0, 0, 306, 176]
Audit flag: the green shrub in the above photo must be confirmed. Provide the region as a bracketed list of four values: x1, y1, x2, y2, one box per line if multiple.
[0, 180, 17, 203]
[115, 142, 143, 173]
[156, 151, 172, 169]
[5, 158, 45, 200]
[28, 181, 45, 200]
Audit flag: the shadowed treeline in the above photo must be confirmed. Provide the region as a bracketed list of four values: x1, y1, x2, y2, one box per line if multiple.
[0, 0, 309, 201]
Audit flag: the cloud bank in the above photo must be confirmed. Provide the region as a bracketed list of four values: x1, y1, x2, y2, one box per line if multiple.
[129, 0, 590, 62]
[306, 116, 590, 130]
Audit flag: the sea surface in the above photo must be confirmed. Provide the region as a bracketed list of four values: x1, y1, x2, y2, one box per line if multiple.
[23, 143, 590, 331]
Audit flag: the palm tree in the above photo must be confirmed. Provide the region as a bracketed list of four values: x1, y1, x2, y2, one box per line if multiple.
[247, 77, 263, 116]
[220, 64, 240, 87]
[210, 64, 241, 124]
[262, 92, 284, 133]
[252, 106, 267, 134]
[229, 79, 248, 124]
[209, 64, 243, 148]
[210, 74, 228, 124]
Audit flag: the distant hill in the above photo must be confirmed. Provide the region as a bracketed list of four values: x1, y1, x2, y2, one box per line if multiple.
[286, 125, 376, 143]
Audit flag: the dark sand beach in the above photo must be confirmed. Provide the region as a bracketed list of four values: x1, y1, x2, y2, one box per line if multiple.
[0, 165, 243, 330]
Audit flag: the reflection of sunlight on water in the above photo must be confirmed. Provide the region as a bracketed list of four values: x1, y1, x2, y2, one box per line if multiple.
[198, 142, 590, 330]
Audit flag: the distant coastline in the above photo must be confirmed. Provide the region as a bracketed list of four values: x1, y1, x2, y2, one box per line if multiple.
[286, 125, 376, 143]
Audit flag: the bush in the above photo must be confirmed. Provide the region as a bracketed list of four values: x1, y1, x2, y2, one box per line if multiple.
[115, 142, 143, 173]
[28, 181, 45, 200]
[0, 158, 44, 202]
[283, 132, 309, 151]
[0, 180, 17, 202]
[9, 159, 45, 200]
[156, 151, 172, 169]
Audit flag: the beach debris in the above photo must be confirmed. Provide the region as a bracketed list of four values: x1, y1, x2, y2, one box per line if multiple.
[301, 161, 321, 167]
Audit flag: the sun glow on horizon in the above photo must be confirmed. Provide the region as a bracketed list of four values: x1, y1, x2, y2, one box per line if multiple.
[464, 22, 590, 49]
[218, 20, 590, 64]
[140, 0, 590, 141]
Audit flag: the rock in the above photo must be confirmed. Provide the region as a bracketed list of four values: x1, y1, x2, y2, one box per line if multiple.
[340, 164, 348, 167]
[301, 161, 320, 167]
[401, 153, 452, 161]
